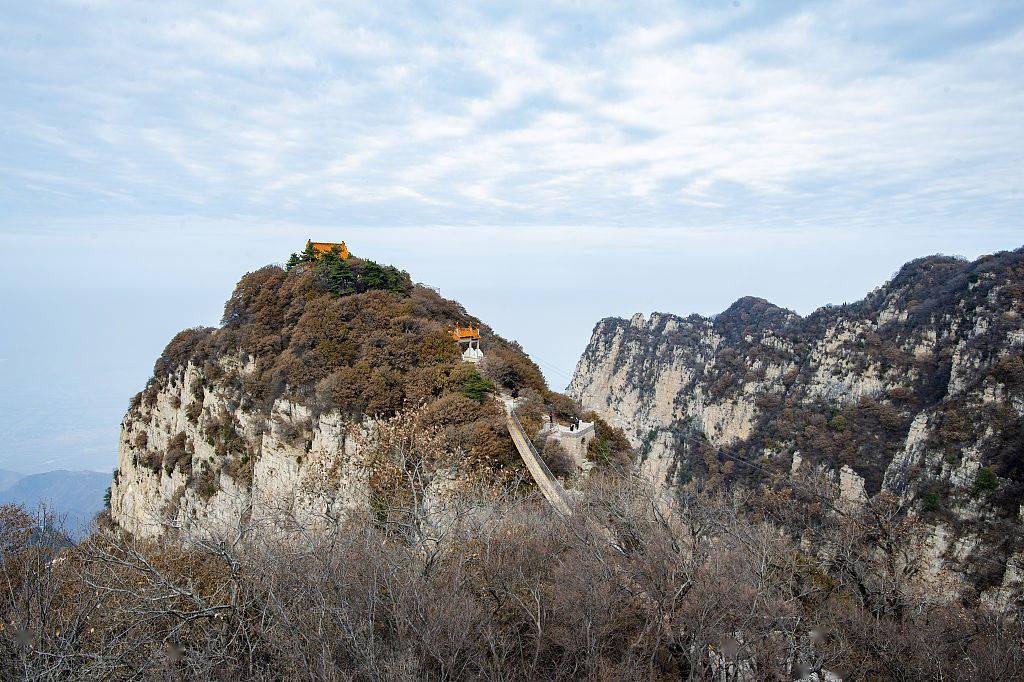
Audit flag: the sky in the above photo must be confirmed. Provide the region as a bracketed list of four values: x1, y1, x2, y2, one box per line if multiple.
[0, 1, 1022, 473]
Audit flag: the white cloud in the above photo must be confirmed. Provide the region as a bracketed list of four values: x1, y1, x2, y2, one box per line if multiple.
[0, 0, 1021, 233]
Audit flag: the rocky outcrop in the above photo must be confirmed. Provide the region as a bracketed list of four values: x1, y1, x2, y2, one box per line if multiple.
[111, 357, 375, 540]
[570, 249, 1024, 600]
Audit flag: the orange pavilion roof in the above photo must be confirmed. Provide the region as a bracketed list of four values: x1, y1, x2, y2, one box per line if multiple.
[450, 325, 480, 341]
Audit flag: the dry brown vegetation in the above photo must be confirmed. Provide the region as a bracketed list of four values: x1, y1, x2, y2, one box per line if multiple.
[2, 475, 1020, 680]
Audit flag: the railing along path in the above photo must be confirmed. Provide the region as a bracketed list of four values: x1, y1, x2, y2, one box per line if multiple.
[501, 398, 574, 517]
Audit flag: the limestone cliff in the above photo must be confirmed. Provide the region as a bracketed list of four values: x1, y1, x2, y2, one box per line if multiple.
[570, 248, 1024, 601]
[111, 357, 374, 540]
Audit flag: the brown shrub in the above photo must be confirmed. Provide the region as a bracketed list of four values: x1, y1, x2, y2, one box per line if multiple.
[544, 391, 581, 423]
[992, 355, 1024, 385]
[191, 464, 220, 499]
[274, 416, 310, 446]
[164, 432, 193, 476]
[877, 403, 903, 431]
[4, 479, 1021, 680]
[402, 365, 448, 406]
[185, 401, 203, 423]
[154, 327, 215, 376]
[223, 450, 254, 488]
[583, 411, 633, 467]
[541, 440, 576, 477]
[136, 449, 163, 473]
[471, 411, 519, 468]
[144, 259, 551, 430]
[204, 414, 245, 458]
[481, 346, 546, 394]
[938, 410, 969, 443]
[421, 394, 485, 428]
[142, 383, 160, 408]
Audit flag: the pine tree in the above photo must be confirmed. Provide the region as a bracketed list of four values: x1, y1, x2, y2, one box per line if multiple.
[317, 249, 359, 296]
[361, 260, 411, 294]
[328, 259, 359, 296]
[299, 242, 318, 263]
[285, 253, 301, 271]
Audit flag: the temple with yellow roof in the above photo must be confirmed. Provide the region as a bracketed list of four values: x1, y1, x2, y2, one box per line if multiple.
[307, 240, 350, 260]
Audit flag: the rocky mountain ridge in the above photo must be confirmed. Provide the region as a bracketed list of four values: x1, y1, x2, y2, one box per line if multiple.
[569, 248, 1024, 602]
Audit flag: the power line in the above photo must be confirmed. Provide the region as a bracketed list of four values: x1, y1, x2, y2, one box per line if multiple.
[532, 355, 573, 380]
[529, 354, 576, 387]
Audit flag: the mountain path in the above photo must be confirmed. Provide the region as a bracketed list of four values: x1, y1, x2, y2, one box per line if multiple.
[501, 397, 574, 516]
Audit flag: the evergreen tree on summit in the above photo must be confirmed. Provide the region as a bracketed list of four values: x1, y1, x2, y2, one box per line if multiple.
[318, 249, 359, 296]
[300, 242, 319, 263]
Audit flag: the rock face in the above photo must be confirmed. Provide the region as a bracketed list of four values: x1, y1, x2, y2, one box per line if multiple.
[570, 249, 1024, 596]
[111, 358, 373, 540]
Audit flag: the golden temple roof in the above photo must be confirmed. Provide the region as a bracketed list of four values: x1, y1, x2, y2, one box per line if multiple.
[307, 240, 350, 259]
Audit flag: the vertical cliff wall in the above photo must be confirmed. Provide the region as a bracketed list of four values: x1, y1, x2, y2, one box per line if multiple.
[570, 249, 1024, 600]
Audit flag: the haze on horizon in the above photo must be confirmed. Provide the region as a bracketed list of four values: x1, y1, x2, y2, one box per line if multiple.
[0, 0, 1022, 473]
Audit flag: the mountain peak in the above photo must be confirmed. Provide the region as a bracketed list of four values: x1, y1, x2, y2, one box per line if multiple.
[714, 296, 798, 338]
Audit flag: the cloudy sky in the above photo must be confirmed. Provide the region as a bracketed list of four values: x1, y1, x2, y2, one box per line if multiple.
[4, 0, 1024, 229]
[1, 0, 1023, 472]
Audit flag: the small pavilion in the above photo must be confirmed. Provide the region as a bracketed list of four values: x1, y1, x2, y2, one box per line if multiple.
[450, 325, 483, 363]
